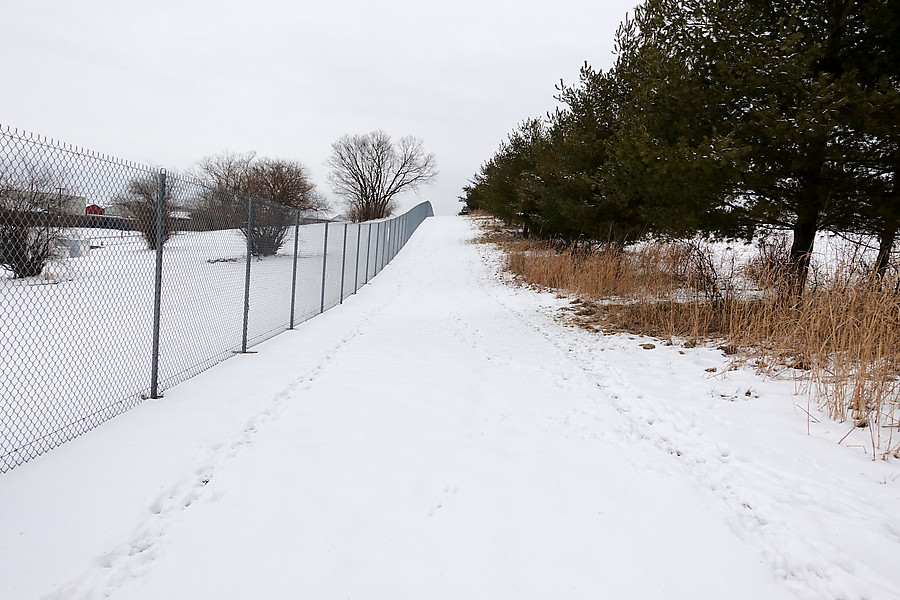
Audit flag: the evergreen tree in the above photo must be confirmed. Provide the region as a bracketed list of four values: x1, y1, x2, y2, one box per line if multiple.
[463, 119, 547, 237]
[463, 0, 899, 287]
[597, 4, 745, 241]
[605, 0, 898, 291]
[544, 64, 647, 243]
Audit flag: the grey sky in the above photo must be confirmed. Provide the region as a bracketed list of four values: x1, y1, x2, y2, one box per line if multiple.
[3, 0, 637, 216]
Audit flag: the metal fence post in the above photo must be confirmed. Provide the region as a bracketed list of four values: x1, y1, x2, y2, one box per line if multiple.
[384, 219, 390, 262]
[241, 196, 254, 353]
[354, 223, 362, 293]
[320, 221, 329, 313]
[383, 220, 390, 268]
[289, 210, 300, 329]
[378, 220, 384, 272]
[374, 221, 381, 275]
[339, 222, 348, 304]
[149, 169, 166, 399]
[379, 221, 389, 272]
[388, 219, 394, 262]
[365, 222, 372, 283]
[394, 216, 400, 255]
[388, 218, 394, 260]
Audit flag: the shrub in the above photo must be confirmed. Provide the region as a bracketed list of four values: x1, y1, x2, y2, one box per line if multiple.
[0, 195, 62, 279]
[116, 175, 174, 251]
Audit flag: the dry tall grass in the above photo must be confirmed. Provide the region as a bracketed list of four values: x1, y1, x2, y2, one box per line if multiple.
[474, 215, 900, 458]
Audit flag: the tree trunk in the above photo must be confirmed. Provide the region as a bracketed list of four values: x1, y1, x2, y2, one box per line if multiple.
[788, 141, 827, 296]
[876, 165, 900, 279]
[789, 204, 819, 295]
[874, 228, 896, 279]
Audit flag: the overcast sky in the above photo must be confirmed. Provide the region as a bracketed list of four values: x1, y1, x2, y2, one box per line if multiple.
[3, 0, 637, 216]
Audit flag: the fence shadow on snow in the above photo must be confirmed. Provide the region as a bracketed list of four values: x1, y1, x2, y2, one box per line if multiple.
[0, 125, 434, 473]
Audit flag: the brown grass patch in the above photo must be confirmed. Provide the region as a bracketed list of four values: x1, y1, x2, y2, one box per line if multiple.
[475, 218, 900, 458]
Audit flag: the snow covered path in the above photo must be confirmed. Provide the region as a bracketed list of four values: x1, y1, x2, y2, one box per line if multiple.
[1, 216, 899, 599]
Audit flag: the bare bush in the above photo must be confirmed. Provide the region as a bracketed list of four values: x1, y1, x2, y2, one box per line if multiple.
[742, 234, 791, 290]
[0, 169, 65, 278]
[327, 131, 437, 221]
[242, 200, 294, 257]
[196, 153, 327, 256]
[673, 240, 739, 304]
[115, 174, 174, 250]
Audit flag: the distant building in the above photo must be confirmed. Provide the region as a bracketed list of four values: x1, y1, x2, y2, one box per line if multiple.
[58, 194, 86, 216]
[171, 210, 191, 231]
[85, 204, 104, 215]
[0, 189, 86, 215]
[104, 204, 127, 218]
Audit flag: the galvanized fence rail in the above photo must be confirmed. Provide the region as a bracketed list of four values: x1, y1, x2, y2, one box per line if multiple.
[0, 126, 433, 473]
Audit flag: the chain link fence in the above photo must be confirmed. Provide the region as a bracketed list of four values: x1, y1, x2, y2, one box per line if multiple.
[0, 125, 433, 473]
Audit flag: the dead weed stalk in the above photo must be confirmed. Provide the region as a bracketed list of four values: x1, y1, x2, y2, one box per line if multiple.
[479, 219, 900, 458]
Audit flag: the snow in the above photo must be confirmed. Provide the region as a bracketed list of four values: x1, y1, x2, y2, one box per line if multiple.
[1, 216, 899, 599]
[1, 221, 391, 469]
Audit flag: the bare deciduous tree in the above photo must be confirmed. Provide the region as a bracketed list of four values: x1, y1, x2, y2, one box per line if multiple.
[197, 151, 256, 201]
[248, 158, 328, 212]
[195, 152, 327, 256]
[115, 174, 175, 250]
[326, 131, 437, 221]
[0, 167, 66, 278]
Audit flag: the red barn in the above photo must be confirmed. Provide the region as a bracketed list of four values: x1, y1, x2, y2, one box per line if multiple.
[85, 204, 104, 215]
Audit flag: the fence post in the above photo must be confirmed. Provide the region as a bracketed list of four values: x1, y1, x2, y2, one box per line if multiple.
[385, 218, 391, 262]
[149, 169, 166, 399]
[339, 222, 348, 304]
[388, 219, 394, 262]
[354, 223, 362, 293]
[241, 196, 254, 353]
[374, 221, 381, 275]
[388, 218, 394, 260]
[320, 221, 329, 313]
[394, 216, 400, 255]
[289, 210, 300, 329]
[384, 220, 390, 267]
[381, 220, 388, 271]
[365, 222, 372, 283]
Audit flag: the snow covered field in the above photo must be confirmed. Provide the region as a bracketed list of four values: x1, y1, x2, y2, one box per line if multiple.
[1, 216, 410, 471]
[1, 216, 898, 599]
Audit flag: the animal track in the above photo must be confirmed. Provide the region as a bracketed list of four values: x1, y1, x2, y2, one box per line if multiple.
[473, 263, 900, 600]
[46, 299, 392, 599]
[428, 485, 459, 517]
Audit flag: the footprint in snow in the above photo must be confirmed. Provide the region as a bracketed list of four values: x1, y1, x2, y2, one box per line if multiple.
[427, 485, 459, 517]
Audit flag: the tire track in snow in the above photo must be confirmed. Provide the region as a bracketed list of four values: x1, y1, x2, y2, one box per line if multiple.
[470, 233, 897, 600]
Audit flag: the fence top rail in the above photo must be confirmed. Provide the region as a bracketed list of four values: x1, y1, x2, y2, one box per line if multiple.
[353, 201, 434, 225]
[2, 125, 434, 224]
[0, 124, 154, 173]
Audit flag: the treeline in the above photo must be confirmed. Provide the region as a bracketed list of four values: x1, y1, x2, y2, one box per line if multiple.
[462, 0, 899, 290]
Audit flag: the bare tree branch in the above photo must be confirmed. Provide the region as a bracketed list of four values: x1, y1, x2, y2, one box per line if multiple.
[326, 131, 437, 221]
[195, 152, 328, 256]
